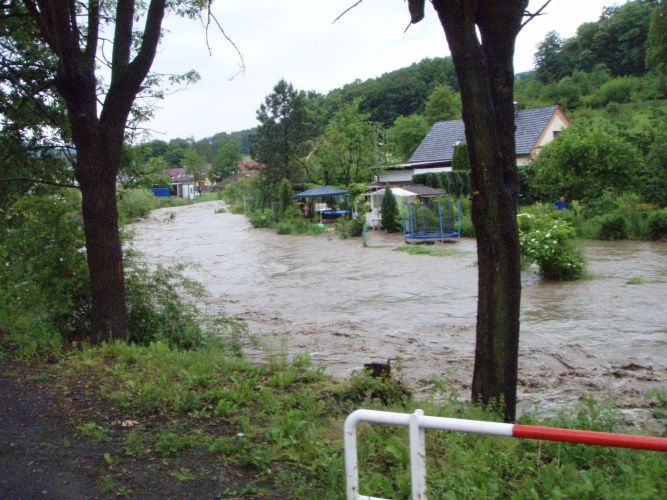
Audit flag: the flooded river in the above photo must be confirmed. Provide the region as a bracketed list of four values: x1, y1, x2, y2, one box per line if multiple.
[130, 201, 666, 426]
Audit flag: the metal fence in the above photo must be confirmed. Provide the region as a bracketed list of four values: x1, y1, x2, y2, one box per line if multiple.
[344, 408, 667, 500]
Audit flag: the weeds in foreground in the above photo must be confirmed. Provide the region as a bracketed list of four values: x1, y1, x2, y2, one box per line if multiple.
[58, 342, 667, 498]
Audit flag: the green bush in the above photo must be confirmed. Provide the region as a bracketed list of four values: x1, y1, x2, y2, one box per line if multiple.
[518, 213, 586, 281]
[0, 194, 91, 351]
[648, 208, 667, 240]
[124, 261, 204, 350]
[334, 215, 364, 239]
[589, 76, 642, 106]
[0, 192, 243, 357]
[597, 212, 628, 240]
[247, 209, 273, 228]
[275, 206, 325, 235]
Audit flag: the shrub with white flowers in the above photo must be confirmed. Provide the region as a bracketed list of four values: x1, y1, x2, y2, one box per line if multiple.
[518, 213, 586, 281]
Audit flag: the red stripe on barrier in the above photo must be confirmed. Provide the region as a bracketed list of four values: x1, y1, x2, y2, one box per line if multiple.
[513, 424, 667, 452]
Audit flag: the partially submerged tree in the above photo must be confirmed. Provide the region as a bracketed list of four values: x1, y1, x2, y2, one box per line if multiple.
[408, 0, 533, 421]
[2, 1, 211, 343]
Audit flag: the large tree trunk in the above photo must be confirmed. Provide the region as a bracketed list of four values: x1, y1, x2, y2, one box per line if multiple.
[76, 142, 129, 343]
[22, 0, 167, 343]
[432, 0, 526, 422]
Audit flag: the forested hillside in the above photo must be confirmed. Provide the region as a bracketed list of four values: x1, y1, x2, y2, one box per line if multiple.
[134, 0, 666, 193]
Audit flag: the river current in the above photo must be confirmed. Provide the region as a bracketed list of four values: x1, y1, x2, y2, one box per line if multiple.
[129, 201, 666, 427]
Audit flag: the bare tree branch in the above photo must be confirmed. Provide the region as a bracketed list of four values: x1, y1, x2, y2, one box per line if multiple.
[520, 0, 552, 30]
[332, 0, 362, 24]
[203, 3, 246, 80]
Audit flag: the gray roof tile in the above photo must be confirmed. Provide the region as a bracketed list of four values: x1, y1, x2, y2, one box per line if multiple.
[408, 105, 559, 164]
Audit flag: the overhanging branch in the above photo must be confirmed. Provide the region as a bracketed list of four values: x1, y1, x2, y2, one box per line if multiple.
[520, 0, 552, 30]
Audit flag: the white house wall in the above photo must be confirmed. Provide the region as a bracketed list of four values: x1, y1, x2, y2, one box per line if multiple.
[377, 166, 452, 184]
[532, 111, 569, 157]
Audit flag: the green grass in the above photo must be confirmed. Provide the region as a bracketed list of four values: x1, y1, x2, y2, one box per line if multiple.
[77, 421, 111, 443]
[117, 189, 189, 225]
[626, 276, 646, 285]
[57, 341, 666, 498]
[394, 244, 459, 257]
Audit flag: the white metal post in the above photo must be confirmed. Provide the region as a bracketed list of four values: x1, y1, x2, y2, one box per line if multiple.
[344, 412, 360, 500]
[409, 409, 427, 499]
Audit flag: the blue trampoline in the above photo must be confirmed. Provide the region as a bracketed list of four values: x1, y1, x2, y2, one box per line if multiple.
[402, 197, 461, 243]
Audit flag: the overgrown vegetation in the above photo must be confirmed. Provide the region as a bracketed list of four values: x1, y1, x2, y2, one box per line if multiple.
[0, 191, 243, 358]
[116, 189, 189, 225]
[9, 341, 663, 498]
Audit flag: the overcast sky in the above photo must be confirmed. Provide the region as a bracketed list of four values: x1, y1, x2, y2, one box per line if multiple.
[144, 0, 623, 141]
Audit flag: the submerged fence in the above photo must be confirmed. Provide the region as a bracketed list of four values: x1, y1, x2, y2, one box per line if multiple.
[344, 408, 667, 500]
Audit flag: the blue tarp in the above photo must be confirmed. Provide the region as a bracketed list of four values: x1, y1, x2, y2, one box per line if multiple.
[151, 187, 172, 197]
[294, 186, 348, 198]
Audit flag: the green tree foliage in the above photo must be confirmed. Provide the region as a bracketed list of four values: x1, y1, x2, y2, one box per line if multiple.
[534, 31, 566, 84]
[1, 0, 212, 342]
[338, 57, 458, 126]
[251, 80, 319, 192]
[135, 139, 169, 163]
[387, 114, 429, 161]
[314, 99, 377, 185]
[452, 143, 470, 170]
[529, 126, 642, 201]
[642, 136, 667, 206]
[0, 193, 91, 347]
[424, 84, 462, 124]
[535, 1, 658, 84]
[646, 2, 667, 75]
[118, 151, 170, 189]
[164, 138, 191, 166]
[182, 148, 207, 186]
[380, 187, 401, 233]
[210, 135, 241, 182]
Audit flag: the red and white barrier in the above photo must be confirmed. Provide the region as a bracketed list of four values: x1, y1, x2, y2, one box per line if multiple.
[344, 409, 667, 500]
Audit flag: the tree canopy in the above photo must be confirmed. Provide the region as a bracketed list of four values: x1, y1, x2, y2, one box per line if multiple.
[1, 0, 215, 342]
[250, 80, 322, 193]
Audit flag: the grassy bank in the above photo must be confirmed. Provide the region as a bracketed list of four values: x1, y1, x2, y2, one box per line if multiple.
[4, 339, 662, 498]
[117, 189, 224, 226]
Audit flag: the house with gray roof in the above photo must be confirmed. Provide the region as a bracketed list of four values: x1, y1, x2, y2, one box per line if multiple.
[378, 105, 569, 184]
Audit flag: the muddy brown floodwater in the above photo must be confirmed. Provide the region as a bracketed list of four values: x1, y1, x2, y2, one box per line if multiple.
[130, 201, 666, 427]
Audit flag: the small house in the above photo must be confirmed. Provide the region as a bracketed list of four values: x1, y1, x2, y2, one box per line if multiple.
[378, 105, 569, 184]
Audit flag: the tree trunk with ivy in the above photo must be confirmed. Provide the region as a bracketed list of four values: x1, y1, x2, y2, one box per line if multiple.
[21, 0, 168, 342]
[411, 0, 527, 421]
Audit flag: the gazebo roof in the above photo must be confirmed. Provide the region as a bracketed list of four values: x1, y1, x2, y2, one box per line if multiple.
[294, 186, 348, 198]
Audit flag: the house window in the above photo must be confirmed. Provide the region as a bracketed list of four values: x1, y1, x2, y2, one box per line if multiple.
[553, 130, 561, 139]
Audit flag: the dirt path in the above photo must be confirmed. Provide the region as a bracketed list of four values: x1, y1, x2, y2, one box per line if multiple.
[0, 360, 103, 499]
[0, 359, 277, 499]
